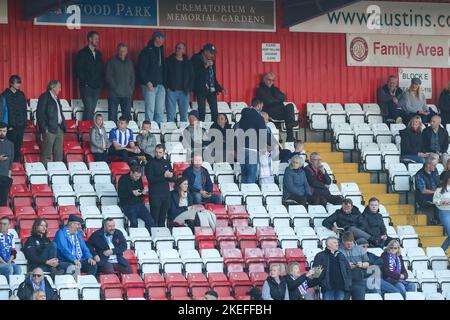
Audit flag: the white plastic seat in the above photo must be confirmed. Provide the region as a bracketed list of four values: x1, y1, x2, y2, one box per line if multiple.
[372, 123, 393, 144]
[288, 205, 310, 228]
[151, 227, 174, 252]
[129, 228, 153, 252]
[360, 143, 382, 171]
[314, 226, 336, 247]
[275, 227, 298, 249]
[388, 163, 410, 192]
[326, 103, 347, 128]
[25, 162, 48, 184]
[0, 275, 10, 300]
[384, 292, 404, 300]
[306, 103, 328, 131]
[180, 249, 204, 274]
[295, 227, 319, 249]
[344, 103, 365, 124]
[201, 249, 224, 274]
[308, 205, 330, 227]
[159, 249, 183, 274]
[55, 275, 79, 300]
[89, 162, 111, 184]
[77, 275, 100, 300]
[214, 163, 235, 184]
[172, 227, 196, 251]
[247, 206, 270, 227]
[137, 250, 160, 274]
[425, 292, 445, 300]
[68, 162, 91, 184]
[426, 247, 449, 270]
[333, 123, 355, 151]
[267, 205, 290, 228]
[47, 162, 70, 184]
[52, 184, 76, 206]
[365, 293, 383, 300]
[408, 163, 424, 177]
[397, 226, 420, 249]
[9, 274, 25, 296]
[74, 184, 98, 207]
[362, 103, 383, 124]
[100, 205, 125, 229]
[405, 291, 425, 300]
[380, 143, 401, 170]
[95, 183, 118, 206]
[220, 183, 243, 205]
[415, 269, 439, 294]
[340, 183, 362, 205]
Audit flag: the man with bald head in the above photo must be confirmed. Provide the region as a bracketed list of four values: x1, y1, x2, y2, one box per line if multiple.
[422, 115, 449, 164]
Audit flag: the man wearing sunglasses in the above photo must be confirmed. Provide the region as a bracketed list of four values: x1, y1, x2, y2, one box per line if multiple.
[17, 267, 59, 300]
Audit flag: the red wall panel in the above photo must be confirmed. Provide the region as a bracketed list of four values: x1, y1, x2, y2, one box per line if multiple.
[0, 0, 450, 116]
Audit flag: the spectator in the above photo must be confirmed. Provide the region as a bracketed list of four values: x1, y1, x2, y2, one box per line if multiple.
[0, 122, 13, 206]
[32, 289, 47, 301]
[206, 113, 232, 163]
[118, 164, 154, 234]
[105, 43, 135, 122]
[182, 110, 206, 158]
[259, 112, 278, 184]
[87, 218, 133, 275]
[438, 80, 450, 125]
[280, 139, 306, 163]
[323, 199, 369, 241]
[415, 153, 440, 224]
[256, 72, 296, 142]
[283, 155, 312, 206]
[204, 290, 218, 300]
[145, 144, 174, 227]
[108, 116, 141, 163]
[165, 42, 194, 122]
[376, 75, 406, 123]
[137, 31, 166, 125]
[36, 80, 66, 167]
[182, 155, 222, 205]
[312, 237, 352, 300]
[285, 262, 319, 300]
[356, 238, 387, 295]
[381, 240, 416, 299]
[75, 31, 104, 121]
[54, 215, 97, 277]
[399, 115, 426, 164]
[23, 219, 65, 277]
[191, 43, 226, 122]
[339, 232, 369, 300]
[0, 217, 21, 277]
[90, 113, 110, 162]
[400, 77, 431, 124]
[432, 172, 450, 251]
[247, 287, 263, 300]
[359, 197, 390, 247]
[304, 152, 343, 207]
[440, 158, 450, 182]
[422, 115, 449, 165]
[136, 120, 157, 161]
[262, 264, 289, 300]
[1, 75, 27, 161]
[17, 267, 58, 300]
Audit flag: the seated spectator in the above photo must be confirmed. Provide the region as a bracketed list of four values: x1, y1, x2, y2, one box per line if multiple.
[400, 77, 433, 124]
[262, 264, 289, 300]
[247, 287, 263, 300]
[356, 238, 387, 295]
[204, 290, 218, 300]
[136, 120, 157, 161]
[285, 262, 319, 300]
[0, 122, 14, 206]
[54, 215, 97, 277]
[90, 113, 110, 162]
[87, 218, 133, 275]
[422, 115, 449, 165]
[283, 155, 312, 206]
[23, 219, 65, 277]
[339, 231, 369, 300]
[109, 115, 141, 162]
[118, 164, 154, 234]
[304, 152, 343, 207]
[312, 236, 352, 300]
[32, 289, 47, 300]
[182, 110, 206, 159]
[322, 199, 369, 241]
[182, 155, 222, 205]
[399, 115, 426, 163]
[17, 267, 59, 300]
[432, 172, 450, 251]
[0, 216, 21, 277]
[415, 153, 440, 224]
[376, 75, 407, 123]
[440, 158, 450, 182]
[280, 139, 306, 163]
[359, 197, 390, 248]
[438, 80, 450, 125]
[206, 113, 232, 163]
[381, 240, 416, 299]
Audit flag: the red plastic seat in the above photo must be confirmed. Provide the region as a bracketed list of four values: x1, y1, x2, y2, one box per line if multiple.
[123, 250, 139, 274]
[122, 274, 145, 299]
[227, 205, 249, 226]
[221, 248, 244, 273]
[207, 272, 231, 297]
[23, 154, 41, 163]
[194, 227, 216, 252]
[205, 204, 228, 227]
[215, 227, 236, 249]
[12, 175, 27, 185]
[235, 226, 258, 252]
[285, 248, 307, 269]
[244, 248, 266, 270]
[228, 272, 252, 299]
[0, 207, 15, 228]
[15, 206, 37, 220]
[172, 162, 190, 177]
[36, 206, 59, 217]
[58, 205, 81, 223]
[65, 120, 78, 133]
[166, 273, 189, 299]
[23, 132, 37, 142]
[66, 153, 85, 163]
[100, 274, 123, 300]
[256, 226, 278, 249]
[11, 163, 26, 176]
[24, 120, 37, 133]
[143, 273, 167, 300]
[263, 247, 287, 266]
[77, 120, 94, 133]
[21, 141, 40, 154]
[249, 272, 268, 289]
[187, 273, 210, 299]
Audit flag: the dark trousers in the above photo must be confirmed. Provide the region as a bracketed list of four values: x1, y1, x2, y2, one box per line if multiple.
[149, 193, 170, 227]
[196, 91, 218, 122]
[108, 97, 132, 122]
[80, 85, 101, 121]
[97, 260, 133, 275]
[344, 279, 366, 300]
[93, 151, 109, 162]
[108, 145, 129, 162]
[7, 126, 25, 162]
[29, 242, 65, 276]
[0, 176, 12, 206]
[286, 194, 313, 206]
[263, 103, 296, 141]
[123, 202, 155, 234]
[309, 193, 344, 207]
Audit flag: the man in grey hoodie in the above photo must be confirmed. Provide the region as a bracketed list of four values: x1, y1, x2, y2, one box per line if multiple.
[90, 113, 110, 162]
[136, 120, 157, 160]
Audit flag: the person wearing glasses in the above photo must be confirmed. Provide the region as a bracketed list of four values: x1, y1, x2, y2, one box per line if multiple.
[0, 217, 21, 278]
[17, 267, 59, 300]
[165, 42, 194, 123]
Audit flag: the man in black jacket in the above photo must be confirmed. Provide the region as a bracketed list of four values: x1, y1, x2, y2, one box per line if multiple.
[87, 218, 133, 275]
[17, 267, 59, 300]
[36, 80, 66, 167]
[256, 72, 296, 142]
[1, 75, 27, 161]
[422, 115, 449, 165]
[145, 144, 174, 227]
[137, 31, 166, 125]
[376, 75, 407, 122]
[359, 197, 391, 247]
[285, 262, 319, 300]
[191, 43, 226, 122]
[75, 31, 104, 121]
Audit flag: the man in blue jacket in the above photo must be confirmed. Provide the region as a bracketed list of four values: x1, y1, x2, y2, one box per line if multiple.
[54, 215, 97, 277]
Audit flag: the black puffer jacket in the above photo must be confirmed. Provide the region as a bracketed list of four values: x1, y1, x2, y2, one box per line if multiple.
[399, 127, 423, 156]
[312, 249, 352, 292]
[322, 207, 362, 230]
[17, 277, 59, 300]
[256, 82, 286, 109]
[1, 88, 27, 127]
[165, 53, 194, 92]
[359, 207, 387, 239]
[137, 40, 166, 87]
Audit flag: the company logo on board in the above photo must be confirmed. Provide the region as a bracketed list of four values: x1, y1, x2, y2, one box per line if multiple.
[350, 37, 369, 62]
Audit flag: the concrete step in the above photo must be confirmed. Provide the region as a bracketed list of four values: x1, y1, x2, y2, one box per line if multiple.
[364, 193, 399, 205]
[384, 205, 415, 215]
[334, 173, 370, 184]
[329, 163, 359, 171]
[359, 184, 387, 194]
[390, 214, 427, 226]
[420, 236, 447, 248]
[320, 152, 344, 164]
[305, 142, 331, 153]
[414, 226, 444, 237]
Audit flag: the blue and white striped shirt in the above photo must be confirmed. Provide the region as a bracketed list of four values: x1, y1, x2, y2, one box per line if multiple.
[109, 128, 134, 147]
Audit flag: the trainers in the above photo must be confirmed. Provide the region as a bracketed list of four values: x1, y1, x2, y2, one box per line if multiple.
[395, 117, 403, 124]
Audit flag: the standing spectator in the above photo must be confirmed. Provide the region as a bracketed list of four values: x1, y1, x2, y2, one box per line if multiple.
[376, 75, 406, 123]
[438, 80, 450, 125]
[105, 43, 135, 122]
[380, 240, 416, 299]
[285, 262, 319, 300]
[165, 42, 194, 122]
[359, 197, 390, 247]
[400, 77, 431, 124]
[108, 116, 141, 163]
[87, 218, 133, 275]
[206, 113, 232, 163]
[90, 113, 110, 162]
[283, 155, 312, 206]
[312, 237, 352, 300]
[137, 31, 166, 125]
[433, 172, 450, 251]
[1, 75, 27, 161]
[339, 232, 369, 300]
[280, 139, 306, 163]
[75, 31, 104, 121]
[23, 219, 65, 277]
[182, 155, 222, 205]
[191, 43, 226, 122]
[422, 115, 449, 165]
[54, 215, 97, 277]
[256, 72, 296, 142]
[415, 153, 440, 224]
[145, 144, 174, 227]
[0, 217, 21, 277]
[0, 122, 13, 206]
[118, 164, 154, 234]
[136, 120, 157, 161]
[399, 115, 426, 164]
[182, 110, 206, 158]
[262, 264, 289, 300]
[17, 267, 58, 300]
[36, 80, 66, 167]
[304, 152, 343, 207]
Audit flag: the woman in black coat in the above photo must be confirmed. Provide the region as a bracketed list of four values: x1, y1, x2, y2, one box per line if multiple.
[399, 115, 426, 163]
[206, 113, 232, 162]
[438, 81, 450, 125]
[17, 267, 59, 300]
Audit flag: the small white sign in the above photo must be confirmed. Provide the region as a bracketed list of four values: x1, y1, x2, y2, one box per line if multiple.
[399, 68, 432, 99]
[0, 0, 7, 24]
[262, 43, 280, 62]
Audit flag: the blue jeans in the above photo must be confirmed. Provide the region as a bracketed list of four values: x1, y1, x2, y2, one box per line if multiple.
[141, 85, 166, 125]
[381, 281, 416, 299]
[322, 290, 346, 300]
[166, 89, 189, 122]
[240, 149, 258, 184]
[439, 209, 450, 251]
[80, 85, 101, 121]
[192, 192, 223, 205]
[401, 155, 425, 163]
[108, 97, 132, 122]
[0, 262, 22, 278]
